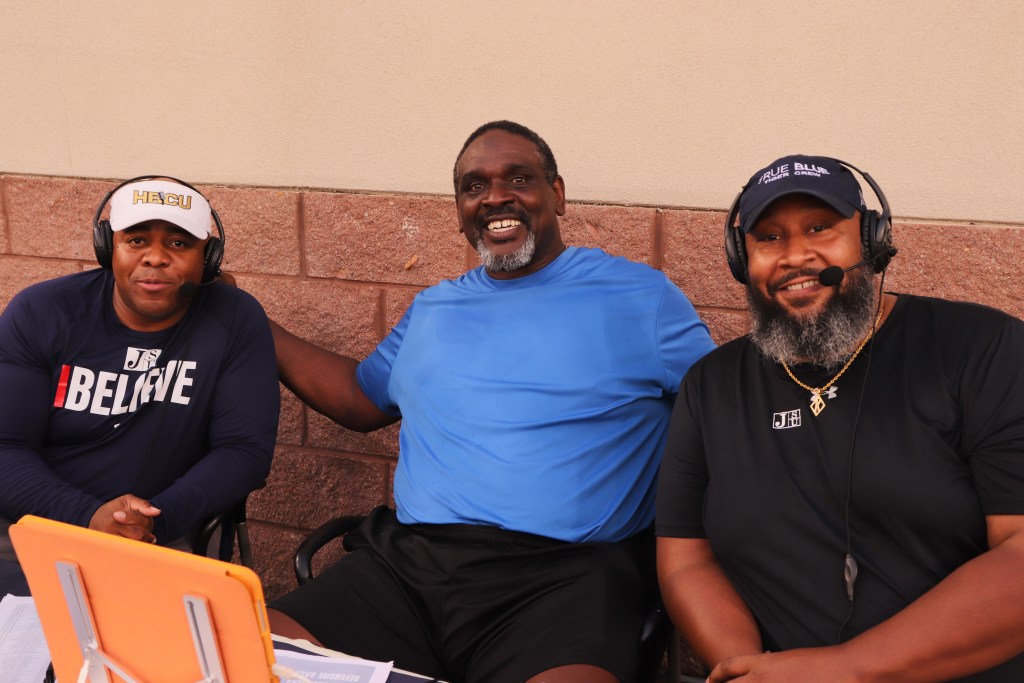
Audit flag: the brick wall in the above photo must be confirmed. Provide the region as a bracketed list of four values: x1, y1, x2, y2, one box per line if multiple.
[2, 173, 1023, 600]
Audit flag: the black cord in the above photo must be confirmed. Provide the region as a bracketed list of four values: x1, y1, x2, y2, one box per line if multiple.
[836, 270, 889, 644]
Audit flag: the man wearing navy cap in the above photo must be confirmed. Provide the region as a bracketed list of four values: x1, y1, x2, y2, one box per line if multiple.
[656, 155, 1024, 681]
[0, 177, 278, 562]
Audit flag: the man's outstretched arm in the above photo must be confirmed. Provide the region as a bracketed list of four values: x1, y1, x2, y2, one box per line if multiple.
[271, 321, 397, 432]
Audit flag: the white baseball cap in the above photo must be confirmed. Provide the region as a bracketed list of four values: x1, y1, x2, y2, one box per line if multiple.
[108, 179, 213, 239]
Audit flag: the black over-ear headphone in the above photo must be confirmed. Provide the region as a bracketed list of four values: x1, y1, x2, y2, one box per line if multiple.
[93, 175, 225, 283]
[723, 158, 893, 285]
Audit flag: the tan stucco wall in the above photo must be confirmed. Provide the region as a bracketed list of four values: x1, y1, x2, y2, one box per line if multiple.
[2, 1, 1022, 223]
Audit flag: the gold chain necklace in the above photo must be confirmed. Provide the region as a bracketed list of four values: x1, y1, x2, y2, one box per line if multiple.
[781, 309, 884, 417]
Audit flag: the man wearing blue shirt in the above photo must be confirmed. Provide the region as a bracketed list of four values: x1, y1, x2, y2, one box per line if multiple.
[268, 122, 715, 683]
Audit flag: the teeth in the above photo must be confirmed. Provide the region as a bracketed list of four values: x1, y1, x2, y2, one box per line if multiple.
[487, 219, 521, 232]
[783, 280, 816, 291]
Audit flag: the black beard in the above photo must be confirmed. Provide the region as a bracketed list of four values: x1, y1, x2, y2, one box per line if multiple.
[747, 267, 880, 369]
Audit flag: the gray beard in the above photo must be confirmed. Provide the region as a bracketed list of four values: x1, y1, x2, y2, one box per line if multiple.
[477, 231, 536, 273]
[747, 268, 880, 368]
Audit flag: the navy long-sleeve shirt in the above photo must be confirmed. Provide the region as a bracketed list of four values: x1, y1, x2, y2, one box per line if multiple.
[0, 269, 279, 544]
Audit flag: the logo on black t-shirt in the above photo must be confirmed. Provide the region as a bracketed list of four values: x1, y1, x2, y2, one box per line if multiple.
[772, 409, 802, 429]
[124, 347, 162, 372]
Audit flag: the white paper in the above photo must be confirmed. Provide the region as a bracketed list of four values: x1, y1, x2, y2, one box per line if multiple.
[273, 634, 445, 682]
[0, 594, 50, 683]
[274, 647, 392, 683]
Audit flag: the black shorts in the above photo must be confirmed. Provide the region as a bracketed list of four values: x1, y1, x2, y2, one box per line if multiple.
[271, 507, 656, 683]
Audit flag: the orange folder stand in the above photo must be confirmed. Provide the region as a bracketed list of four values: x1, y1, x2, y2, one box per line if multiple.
[10, 515, 277, 683]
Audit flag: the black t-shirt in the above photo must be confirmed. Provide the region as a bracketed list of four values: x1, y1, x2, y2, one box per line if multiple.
[657, 294, 1024, 681]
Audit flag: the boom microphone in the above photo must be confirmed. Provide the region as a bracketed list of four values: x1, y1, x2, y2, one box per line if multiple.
[818, 247, 898, 287]
[178, 278, 219, 297]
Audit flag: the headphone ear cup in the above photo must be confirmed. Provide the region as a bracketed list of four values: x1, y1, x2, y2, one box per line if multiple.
[93, 220, 114, 269]
[202, 237, 224, 283]
[860, 209, 893, 272]
[725, 226, 749, 284]
[723, 191, 749, 284]
[860, 210, 875, 260]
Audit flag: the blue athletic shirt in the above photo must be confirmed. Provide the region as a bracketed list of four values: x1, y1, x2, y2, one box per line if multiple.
[0, 269, 279, 545]
[357, 247, 715, 542]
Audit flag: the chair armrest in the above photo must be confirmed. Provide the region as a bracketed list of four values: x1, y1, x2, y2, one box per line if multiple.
[192, 512, 228, 558]
[191, 484, 263, 566]
[294, 515, 366, 585]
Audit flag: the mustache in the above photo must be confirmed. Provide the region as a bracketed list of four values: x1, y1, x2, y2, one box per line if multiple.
[769, 268, 823, 293]
[748, 266, 879, 367]
[476, 206, 530, 234]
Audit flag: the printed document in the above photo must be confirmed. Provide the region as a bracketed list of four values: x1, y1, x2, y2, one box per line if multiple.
[274, 647, 392, 683]
[0, 594, 49, 683]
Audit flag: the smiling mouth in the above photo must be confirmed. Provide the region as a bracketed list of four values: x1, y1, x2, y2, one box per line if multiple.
[477, 206, 530, 238]
[781, 280, 817, 292]
[486, 219, 522, 234]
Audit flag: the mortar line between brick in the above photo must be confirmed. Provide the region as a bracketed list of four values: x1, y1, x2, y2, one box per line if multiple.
[245, 518, 316, 536]
[696, 304, 747, 316]
[300, 404, 310, 449]
[274, 443, 398, 463]
[375, 289, 387, 341]
[297, 192, 308, 276]
[0, 177, 12, 253]
[651, 209, 664, 271]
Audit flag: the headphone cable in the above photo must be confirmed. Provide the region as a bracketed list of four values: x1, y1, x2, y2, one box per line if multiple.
[837, 269, 889, 643]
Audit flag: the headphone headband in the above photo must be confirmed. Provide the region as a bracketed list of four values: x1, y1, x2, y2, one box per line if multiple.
[724, 157, 893, 284]
[826, 159, 891, 231]
[92, 175, 225, 282]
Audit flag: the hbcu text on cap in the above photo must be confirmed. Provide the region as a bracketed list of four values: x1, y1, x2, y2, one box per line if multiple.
[132, 189, 193, 210]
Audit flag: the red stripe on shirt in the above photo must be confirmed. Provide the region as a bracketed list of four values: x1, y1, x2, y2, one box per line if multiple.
[53, 364, 71, 407]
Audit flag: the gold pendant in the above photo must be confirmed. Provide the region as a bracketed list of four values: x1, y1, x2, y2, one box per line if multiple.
[810, 391, 826, 416]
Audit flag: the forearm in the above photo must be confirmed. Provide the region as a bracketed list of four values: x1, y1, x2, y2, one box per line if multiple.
[148, 440, 272, 542]
[0, 348, 102, 526]
[0, 447, 103, 528]
[657, 537, 763, 668]
[271, 320, 395, 431]
[837, 530, 1024, 682]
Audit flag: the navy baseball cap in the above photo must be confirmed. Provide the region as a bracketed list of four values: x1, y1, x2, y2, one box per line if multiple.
[737, 155, 867, 233]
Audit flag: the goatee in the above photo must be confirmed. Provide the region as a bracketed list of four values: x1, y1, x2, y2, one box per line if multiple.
[475, 205, 536, 273]
[747, 268, 880, 368]
[477, 232, 536, 272]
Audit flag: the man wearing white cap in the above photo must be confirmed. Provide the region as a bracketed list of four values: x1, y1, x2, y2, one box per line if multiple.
[0, 176, 279, 560]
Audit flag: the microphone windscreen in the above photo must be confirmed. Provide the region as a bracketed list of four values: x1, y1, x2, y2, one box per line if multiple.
[178, 281, 200, 298]
[818, 266, 845, 287]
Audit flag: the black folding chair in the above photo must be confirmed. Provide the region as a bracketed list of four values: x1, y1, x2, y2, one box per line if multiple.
[192, 494, 254, 566]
